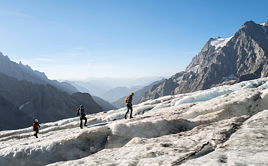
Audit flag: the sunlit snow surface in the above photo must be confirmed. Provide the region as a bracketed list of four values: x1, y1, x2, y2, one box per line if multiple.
[210, 36, 233, 49]
[1, 78, 268, 165]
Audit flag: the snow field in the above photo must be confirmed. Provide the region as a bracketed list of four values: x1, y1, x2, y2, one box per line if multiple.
[181, 110, 268, 165]
[0, 125, 111, 166]
[182, 89, 262, 121]
[107, 117, 196, 148]
[48, 116, 248, 166]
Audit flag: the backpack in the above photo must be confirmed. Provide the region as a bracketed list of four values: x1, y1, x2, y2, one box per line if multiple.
[124, 97, 129, 104]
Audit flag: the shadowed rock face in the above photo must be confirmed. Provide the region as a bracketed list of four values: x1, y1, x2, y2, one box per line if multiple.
[142, 21, 268, 101]
[0, 96, 32, 130]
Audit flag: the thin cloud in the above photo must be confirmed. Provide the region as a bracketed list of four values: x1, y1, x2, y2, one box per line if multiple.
[182, 51, 199, 55]
[19, 58, 53, 65]
[0, 11, 32, 18]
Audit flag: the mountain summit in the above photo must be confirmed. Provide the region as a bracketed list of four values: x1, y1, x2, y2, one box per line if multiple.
[142, 20, 268, 101]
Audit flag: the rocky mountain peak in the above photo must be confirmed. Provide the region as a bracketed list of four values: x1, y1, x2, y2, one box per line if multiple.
[141, 20, 268, 102]
[0, 53, 79, 93]
[243, 20, 256, 26]
[0, 52, 10, 61]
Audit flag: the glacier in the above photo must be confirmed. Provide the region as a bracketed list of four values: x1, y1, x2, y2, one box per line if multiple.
[1, 78, 268, 165]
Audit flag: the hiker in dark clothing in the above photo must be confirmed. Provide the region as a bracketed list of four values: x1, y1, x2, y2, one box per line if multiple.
[124, 92, 134, 119]
[32, 119, 40, 138]
[77, 105, 87, 128]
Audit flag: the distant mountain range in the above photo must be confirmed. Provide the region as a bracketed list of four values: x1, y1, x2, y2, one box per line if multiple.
[91, 96, 116, 111]
[82, 76, 165, 88]
[141, 20, 268, 101]
[112, 80, 163, 108]
[72, 81, 110, 97]
[0, 53, 103, 130]
[70, 77, 164, 107]
[99, 86, 141, 103]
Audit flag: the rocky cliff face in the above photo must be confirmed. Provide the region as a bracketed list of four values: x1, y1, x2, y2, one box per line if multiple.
[142, 21, 268, 101]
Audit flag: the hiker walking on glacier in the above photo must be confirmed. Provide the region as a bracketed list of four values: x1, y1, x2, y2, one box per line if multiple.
[32, 119, 40, 138]
[77, 105, 87, 129]
[124, 92, 134, 119]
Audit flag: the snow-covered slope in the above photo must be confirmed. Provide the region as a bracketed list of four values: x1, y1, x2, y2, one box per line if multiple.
[1, 78, 268, 166]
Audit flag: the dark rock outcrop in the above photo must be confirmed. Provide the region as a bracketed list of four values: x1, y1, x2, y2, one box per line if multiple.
[0, 95, 32, 130]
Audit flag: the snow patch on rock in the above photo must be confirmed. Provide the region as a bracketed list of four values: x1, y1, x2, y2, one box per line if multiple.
[19, 101, 30, 110]
[210, 36, 233, 49]
[260, 22, 268, 26]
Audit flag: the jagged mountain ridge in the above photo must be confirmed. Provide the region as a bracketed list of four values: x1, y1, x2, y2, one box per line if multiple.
[142, 20, 268, 101]
[0, 53, 78, 94]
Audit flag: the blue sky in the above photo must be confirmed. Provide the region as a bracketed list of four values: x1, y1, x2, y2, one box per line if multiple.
[0, 0, 267, 80]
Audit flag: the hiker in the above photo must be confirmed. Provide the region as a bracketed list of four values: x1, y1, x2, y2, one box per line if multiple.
[77, 105, 87, 128]
[124, 92, 134, 119]
[32, 119, 40, 138]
